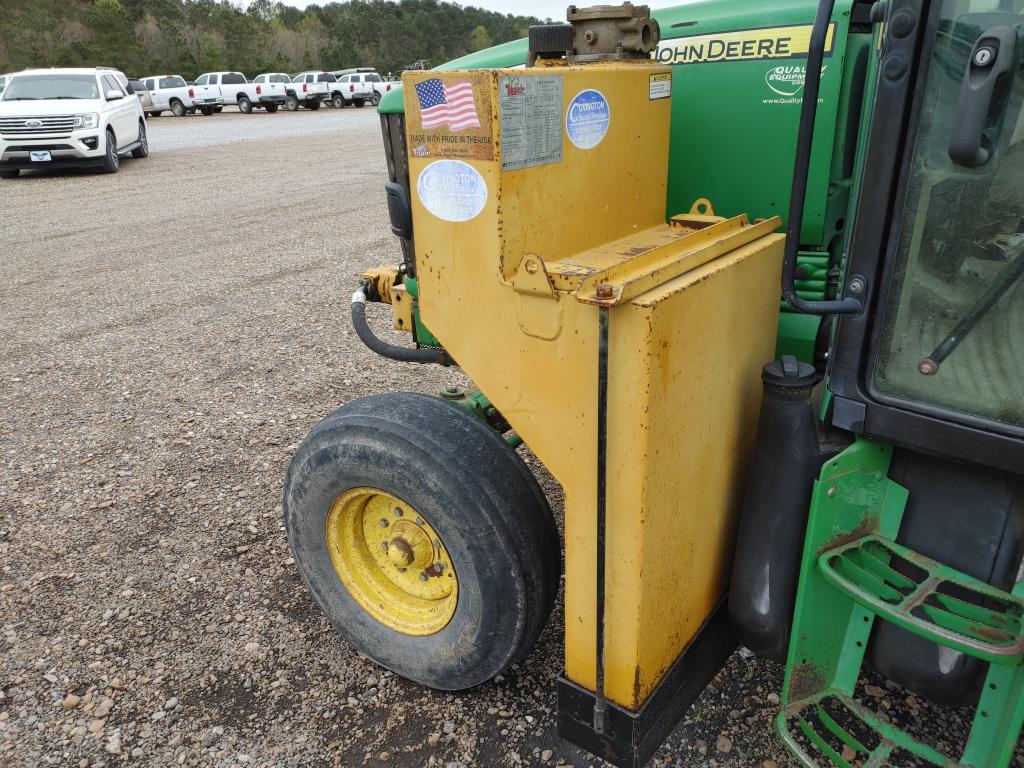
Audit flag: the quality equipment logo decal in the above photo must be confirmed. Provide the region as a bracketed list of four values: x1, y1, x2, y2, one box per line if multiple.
[765, 64, 828, 96]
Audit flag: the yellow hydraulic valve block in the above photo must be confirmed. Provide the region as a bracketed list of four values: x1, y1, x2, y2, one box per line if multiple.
[403, 62, 784, 712]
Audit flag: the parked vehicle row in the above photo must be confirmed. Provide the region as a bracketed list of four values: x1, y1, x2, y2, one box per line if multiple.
[190, 71, 289, 115]
[0, 67, 148, 178]
[333, 68, 396, 107]
[151, 69, 394, 115]
[0, 63, 395, 179]
[285, 70, 394, 110]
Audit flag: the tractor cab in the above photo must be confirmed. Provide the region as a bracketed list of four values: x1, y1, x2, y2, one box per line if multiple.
[731, 1, 1024, 766]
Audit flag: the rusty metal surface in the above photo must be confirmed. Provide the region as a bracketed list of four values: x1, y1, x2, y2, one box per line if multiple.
[404, 61, 783, 711]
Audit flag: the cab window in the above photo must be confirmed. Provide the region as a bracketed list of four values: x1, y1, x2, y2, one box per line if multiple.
[102, 75, 123, 97]
[144, 78, 155, 90]
[196, 75, 209, 86]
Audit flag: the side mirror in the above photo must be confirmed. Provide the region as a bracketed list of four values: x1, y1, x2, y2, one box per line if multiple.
[385, 181, 413, 240]
[106, 89, 123, 100]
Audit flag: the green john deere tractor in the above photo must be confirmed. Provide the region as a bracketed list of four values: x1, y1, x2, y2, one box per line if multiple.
[284, 1, 1024, 766]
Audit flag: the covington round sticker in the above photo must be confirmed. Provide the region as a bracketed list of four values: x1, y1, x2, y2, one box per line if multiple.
[566, 89, 611, 150]
[417, 160, 489, 223]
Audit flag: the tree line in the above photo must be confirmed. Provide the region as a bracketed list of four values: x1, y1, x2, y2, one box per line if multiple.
[0, 0, 541, 80]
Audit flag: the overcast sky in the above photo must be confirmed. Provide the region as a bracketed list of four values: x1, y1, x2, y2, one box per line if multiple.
[284, 1, 684, 19]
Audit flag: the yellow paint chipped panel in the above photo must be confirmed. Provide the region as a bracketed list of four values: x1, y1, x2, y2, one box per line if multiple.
[404, 62, 783, 710]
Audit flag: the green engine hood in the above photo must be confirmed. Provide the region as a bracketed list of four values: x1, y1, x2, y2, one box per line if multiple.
[379, 0, 832, 113]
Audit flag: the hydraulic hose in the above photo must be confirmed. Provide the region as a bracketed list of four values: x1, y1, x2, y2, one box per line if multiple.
[351, 286, 452, 366]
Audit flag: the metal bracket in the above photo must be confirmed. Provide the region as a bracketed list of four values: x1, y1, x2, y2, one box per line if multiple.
[512, 253, 559, 298]
[512, 253, 564, 340]
[390, 284, 415, 333]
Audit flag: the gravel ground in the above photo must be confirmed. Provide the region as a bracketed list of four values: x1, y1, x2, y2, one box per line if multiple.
[0, 108, 1018, 768]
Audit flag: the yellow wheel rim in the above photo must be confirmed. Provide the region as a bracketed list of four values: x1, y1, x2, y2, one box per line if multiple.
[326, 488, 458, 636]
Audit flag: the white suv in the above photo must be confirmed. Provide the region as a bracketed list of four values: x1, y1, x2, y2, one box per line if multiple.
[0, 68, 149, 178]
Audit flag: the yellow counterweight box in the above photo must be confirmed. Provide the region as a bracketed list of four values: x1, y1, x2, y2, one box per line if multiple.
[403, 61, 785, 711]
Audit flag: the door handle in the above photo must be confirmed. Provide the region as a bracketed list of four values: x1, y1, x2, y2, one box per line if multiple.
[949, 26, 1017, 167]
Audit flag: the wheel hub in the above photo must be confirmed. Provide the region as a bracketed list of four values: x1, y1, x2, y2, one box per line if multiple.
[326, 488, 457, 635]
[386, 520, 434, 570]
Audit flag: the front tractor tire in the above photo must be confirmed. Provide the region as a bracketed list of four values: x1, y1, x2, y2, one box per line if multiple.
[283, 392, 560, 690]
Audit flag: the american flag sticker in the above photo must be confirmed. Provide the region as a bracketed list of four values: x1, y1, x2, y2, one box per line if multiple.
[415, 78, 481, 132]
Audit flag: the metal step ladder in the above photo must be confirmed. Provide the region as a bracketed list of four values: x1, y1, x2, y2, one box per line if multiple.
[776, 439, 1024, 768]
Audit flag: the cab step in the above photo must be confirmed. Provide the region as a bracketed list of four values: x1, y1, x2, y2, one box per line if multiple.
[776, 688, 963, 768]
[777, 440, 1024, 768]
[819, 535, 1024, 665]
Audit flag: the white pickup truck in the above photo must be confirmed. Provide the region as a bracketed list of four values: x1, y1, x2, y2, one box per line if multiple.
[140, 75, 193, 117]
[191, 72, 286, 115]
[286, 71, 337, 111]
[331, 68, 385, 107]
[250, 73, 291, 112]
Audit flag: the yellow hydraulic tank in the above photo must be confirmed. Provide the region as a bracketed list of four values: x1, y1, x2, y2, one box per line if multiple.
[403, 61, 785, 711]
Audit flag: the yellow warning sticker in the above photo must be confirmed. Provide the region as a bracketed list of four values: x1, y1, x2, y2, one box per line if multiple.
[656, 23, 837, 66]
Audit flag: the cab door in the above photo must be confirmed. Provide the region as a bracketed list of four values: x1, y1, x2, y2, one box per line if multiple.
[194, 74, 209, 102]
[829, 0, 1024, 471]
[870, 2, 1024, 434]
[144, 78, 160, 109]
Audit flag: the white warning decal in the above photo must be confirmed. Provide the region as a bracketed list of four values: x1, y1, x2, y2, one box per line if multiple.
[417, 160, 488, 223]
